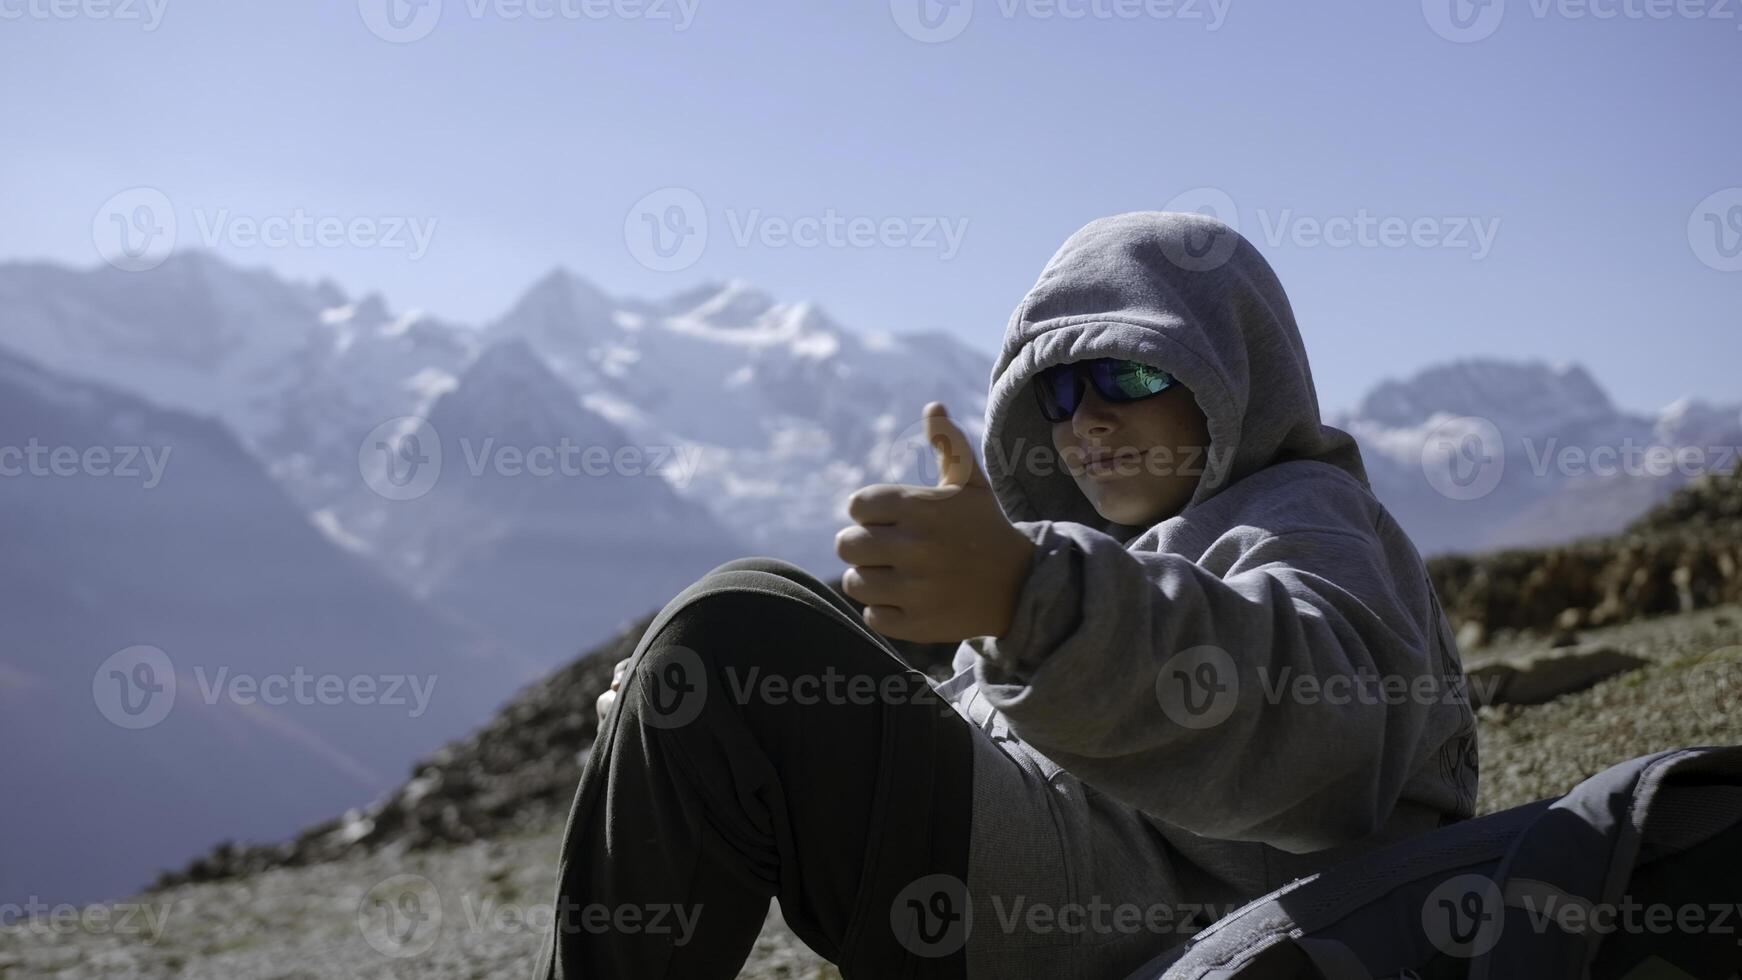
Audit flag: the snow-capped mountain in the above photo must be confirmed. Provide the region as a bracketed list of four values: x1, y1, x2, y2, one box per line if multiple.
[0, 348, 529, 907]
[0, 251, 484, 508]
[0, 253, 994, 658]
[1332, 359, 1742, 556]
[332, 337, 752, 661]
[485, 271, 994, 575]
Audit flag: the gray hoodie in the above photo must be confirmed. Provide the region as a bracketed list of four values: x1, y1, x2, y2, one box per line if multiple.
[932, 211, 1479, 974]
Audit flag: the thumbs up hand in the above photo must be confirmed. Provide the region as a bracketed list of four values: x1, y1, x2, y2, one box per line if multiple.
[835, 402, 1037, 643]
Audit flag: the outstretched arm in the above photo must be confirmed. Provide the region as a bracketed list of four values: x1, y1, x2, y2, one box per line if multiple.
[968, 516, 1448, 854]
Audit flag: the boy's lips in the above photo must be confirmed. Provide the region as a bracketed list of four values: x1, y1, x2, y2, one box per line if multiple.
[1083, 447, 1147, 477]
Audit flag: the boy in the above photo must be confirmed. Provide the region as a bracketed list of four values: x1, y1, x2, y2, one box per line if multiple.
[538, 210, 1478, 979]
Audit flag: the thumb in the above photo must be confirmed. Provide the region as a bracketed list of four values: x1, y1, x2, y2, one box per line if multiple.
[924, 402, 988, 490]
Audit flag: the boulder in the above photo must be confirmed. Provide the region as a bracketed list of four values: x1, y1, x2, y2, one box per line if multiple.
[1465, 643, 1648, 707]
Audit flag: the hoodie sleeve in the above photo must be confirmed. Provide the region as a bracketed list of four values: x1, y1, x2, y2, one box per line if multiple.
[967, 515, 1445, 854]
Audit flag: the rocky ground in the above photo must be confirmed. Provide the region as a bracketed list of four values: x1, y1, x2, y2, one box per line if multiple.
[4, 601, 1738, 979]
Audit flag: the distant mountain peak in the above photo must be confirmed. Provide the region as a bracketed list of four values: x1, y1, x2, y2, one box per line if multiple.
[353, 293, 393, 324]
[1354, 356, 1616, 429]
[429, 337, 615, 447]
[665, 278, 776, 328]
[490, 268, 618, 342]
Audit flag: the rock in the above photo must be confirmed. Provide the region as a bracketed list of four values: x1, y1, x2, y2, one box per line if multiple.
[1465, 643, 1649, 707]
[1457, 619, 1485, 651]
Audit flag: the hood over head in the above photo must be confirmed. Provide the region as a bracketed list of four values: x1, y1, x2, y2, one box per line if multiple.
[981, 210, 1369, 542]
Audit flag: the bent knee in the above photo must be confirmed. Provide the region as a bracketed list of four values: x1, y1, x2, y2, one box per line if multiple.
[702, 554, 804, 581]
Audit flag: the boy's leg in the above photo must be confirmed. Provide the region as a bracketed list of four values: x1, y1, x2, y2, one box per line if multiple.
[535, 557, 975, 980]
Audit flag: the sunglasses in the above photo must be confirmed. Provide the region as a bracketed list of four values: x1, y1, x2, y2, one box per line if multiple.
[1032, 357, 1180, 423]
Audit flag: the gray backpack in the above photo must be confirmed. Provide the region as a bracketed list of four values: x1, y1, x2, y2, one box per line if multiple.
[1125, 745, 1742, 980]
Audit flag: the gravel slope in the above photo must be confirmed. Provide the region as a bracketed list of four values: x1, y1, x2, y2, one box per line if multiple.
[6, 603, 1738, 980]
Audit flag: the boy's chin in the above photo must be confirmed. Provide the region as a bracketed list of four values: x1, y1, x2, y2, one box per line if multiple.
[1089, 495, 1165, 529]
[1088, 483, 1194, 528]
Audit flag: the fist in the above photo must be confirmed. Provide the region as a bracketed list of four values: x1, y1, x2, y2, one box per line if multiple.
[835, 402, 1036, 643]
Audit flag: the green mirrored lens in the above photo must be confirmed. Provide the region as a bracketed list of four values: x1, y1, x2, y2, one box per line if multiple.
[1105, 360, 1175, 399]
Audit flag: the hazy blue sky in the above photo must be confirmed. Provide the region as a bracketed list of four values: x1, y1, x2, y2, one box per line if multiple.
[4, 0, 1738, 415]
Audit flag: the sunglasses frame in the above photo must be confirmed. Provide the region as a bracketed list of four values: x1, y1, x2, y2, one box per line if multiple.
[1032, 357, 1180, 423]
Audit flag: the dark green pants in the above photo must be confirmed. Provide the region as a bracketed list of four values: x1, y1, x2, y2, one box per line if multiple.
[533, 556, 976, 979]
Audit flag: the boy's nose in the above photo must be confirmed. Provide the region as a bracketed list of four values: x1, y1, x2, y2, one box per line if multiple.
[1070, 385, 1120, 437]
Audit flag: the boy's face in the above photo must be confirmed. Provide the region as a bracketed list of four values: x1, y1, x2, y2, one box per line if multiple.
[1049, 380, 1211, 528]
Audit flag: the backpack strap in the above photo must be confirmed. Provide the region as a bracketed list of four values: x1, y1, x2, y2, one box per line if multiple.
[1470, 745, 1742, 980]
